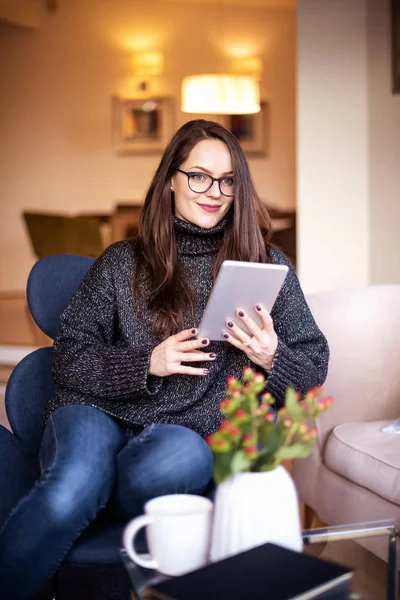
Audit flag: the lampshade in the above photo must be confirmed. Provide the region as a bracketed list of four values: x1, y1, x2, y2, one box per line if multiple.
[181, 74, 260, 115]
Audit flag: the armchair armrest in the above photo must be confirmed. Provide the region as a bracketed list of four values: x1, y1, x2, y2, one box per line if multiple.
[0, 426, 39, 525]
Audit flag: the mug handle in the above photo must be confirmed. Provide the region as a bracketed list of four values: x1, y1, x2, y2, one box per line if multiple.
[122, 515, 158, 570]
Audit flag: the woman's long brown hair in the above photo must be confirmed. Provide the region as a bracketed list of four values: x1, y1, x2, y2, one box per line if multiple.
[134, 119, 272, 339]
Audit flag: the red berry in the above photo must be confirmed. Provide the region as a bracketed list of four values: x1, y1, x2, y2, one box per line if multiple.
[243, 367, 254, 381]
[219, 420, 231, 431]
[220, 399, 233, 409]
[235, 409, 247, 419]
[215, 438, 227, 448]
[244, 446, 257, 456]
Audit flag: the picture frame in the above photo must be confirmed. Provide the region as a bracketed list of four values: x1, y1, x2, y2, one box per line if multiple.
[112, 96, 174, 154]
[219, 101, 269, 157]
[392, 0, 400, 94]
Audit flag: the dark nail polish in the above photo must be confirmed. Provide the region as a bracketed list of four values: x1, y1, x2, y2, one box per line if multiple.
[209, 353, 216, 359]
[201, 338, 208, 345]
[238, 310, 245, 317]
[203, 369, 209, 375]
[191, 328, 196, 334]
[223, 333, 229, 339]
[256, 305, 262, 311]
[227, 321, 234, 328]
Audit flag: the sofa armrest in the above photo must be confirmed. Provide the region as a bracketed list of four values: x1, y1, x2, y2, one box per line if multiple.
[306, 286, 400, 450]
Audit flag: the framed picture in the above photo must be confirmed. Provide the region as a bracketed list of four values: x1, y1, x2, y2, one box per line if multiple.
[392, 0, 400, 93]
[220, 102, 269, 157]
[112, 96, 173, 154]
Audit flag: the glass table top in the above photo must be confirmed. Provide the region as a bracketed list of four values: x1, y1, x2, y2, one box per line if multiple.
[121, 519, 399, 600]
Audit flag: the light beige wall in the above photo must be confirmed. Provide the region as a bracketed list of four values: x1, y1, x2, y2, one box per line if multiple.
[0, 0, 295, 292]
[297, 0, 370, 293]
[367, 0, 400, 284]
[297, 0, 400, 293]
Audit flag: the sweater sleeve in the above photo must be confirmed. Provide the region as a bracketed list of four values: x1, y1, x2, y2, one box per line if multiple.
[264, 249, 329, 408]
[51, 245, 162, 401]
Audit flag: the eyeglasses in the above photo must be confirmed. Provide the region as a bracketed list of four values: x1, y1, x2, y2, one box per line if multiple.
[176, 168, 235, 197]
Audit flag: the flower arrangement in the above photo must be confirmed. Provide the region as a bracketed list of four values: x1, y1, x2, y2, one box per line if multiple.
[206, 367, 333, 484]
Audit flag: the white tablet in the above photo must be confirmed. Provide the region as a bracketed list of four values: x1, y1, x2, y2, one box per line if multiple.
[197, 260, 288, 341]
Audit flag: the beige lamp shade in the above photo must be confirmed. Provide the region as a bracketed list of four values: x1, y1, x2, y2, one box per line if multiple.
[181, 74, 260, 115]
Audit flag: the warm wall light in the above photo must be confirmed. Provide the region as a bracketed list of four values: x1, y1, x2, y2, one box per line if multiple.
[132, 51, 164, 76]
[181, 74, 260, 115]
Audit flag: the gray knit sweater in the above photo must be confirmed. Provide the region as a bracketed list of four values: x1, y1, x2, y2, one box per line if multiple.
[45, 217, 329, 436]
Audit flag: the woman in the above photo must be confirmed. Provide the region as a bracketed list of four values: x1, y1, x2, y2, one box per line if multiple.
[0, 119, 329, 598]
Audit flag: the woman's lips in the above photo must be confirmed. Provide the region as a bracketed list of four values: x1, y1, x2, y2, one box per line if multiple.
[198, 204, 221, 213]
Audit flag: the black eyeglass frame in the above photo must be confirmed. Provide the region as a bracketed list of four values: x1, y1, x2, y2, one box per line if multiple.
[175, 168, 235, 197]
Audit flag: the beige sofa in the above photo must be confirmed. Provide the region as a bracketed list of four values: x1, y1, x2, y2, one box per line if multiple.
[293, 285, 400, 562]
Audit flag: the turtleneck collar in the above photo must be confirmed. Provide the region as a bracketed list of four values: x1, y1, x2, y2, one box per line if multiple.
[173, 213, 230, 256]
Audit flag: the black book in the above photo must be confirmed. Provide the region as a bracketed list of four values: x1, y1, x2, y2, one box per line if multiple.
[144, 543, 353, 600]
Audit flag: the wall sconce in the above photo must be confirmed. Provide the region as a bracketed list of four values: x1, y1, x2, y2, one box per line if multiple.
[181, 74, 260, 115]
[46, 0, 59, 12]
[132, 51, 164, 76]
[132, 51, 164, 92]
[230, 56, 263, 80]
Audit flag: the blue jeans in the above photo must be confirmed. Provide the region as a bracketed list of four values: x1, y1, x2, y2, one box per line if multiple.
[0, 405, 213, 599]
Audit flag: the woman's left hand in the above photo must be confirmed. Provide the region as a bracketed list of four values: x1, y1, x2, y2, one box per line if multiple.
[223, 305, 278, 372]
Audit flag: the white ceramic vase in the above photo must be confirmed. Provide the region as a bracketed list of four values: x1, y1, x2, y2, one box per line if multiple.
[210, 466, 303, 562]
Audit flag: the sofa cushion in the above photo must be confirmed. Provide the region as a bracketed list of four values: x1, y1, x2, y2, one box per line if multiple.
[324, 420, 400, 506]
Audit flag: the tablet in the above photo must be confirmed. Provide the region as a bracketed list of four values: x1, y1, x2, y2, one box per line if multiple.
[197, 260, 288, 341]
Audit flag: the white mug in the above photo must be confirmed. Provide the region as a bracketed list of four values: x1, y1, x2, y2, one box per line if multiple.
[122, 494, 213, 576]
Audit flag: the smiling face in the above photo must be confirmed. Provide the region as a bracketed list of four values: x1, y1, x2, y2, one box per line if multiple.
[171, 138, 234, 229]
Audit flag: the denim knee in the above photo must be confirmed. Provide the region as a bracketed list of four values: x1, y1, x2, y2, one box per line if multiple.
[143, 424, 213, 490]
[158, 424, 214, 489]
[114, 424, 214, 518]
[37, 405, 124, 524]
[42, 459, 115, 525]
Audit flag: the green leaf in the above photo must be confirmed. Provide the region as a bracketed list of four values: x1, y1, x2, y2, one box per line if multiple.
[285, 386, 304, 421]
[230, 450, 252, 474]
[258, 423, 270, 448]
[260, 426, 281, 459]
[250, 451, 274, 472]
[213, 451, 235, 484]
[274, 443, 315, 461]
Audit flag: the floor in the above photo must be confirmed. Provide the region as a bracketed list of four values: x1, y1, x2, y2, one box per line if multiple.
[0, 292, 397, 599]
[302, 512, 394, 599]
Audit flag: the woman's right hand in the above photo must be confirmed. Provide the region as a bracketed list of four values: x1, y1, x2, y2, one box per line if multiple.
[148, 328, 215, 377]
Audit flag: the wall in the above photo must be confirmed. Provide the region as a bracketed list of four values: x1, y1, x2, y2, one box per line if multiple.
[297, 0, 370, 293]
[0, 0, 43, 29]
[367, 0, 400, 284]
[297, 0, 400, 294]
[0, 0, 296, 291]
